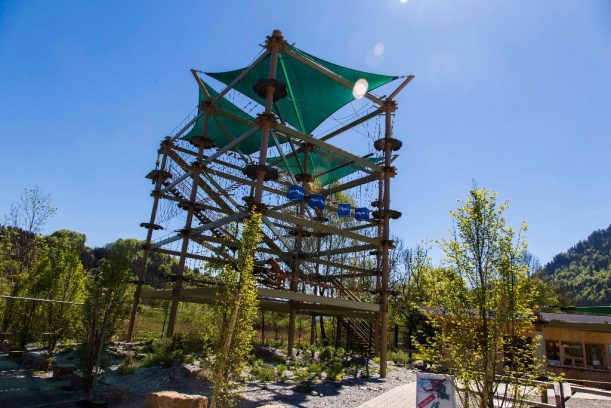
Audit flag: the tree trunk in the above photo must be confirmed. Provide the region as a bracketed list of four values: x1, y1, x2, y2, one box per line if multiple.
[310, 314, 316, 344]
[319, 316, 327, 346]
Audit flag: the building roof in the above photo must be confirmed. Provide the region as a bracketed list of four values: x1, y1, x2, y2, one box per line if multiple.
[540, 312, 611, 333]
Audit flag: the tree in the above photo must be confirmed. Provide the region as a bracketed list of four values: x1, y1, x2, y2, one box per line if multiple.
[1, 187, 56, 344]
[81, 239, 136, 390]
[210, 212, 262, 408]
[390, 241, 433, 360]
[5, 186, 57, 235]
[40, 235, 86, 354]
[419, 188, 548, 408]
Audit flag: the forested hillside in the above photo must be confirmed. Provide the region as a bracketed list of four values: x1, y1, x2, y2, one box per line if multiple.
[539, 225, 611, 306]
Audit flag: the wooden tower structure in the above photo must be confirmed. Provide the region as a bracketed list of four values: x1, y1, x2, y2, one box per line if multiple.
[127, 30, 414, 377]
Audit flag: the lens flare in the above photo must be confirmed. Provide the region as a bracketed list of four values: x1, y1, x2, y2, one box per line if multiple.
[373, 43, 385, 56]
[352, 78, 369, 99]
[400, 0, 408, 3]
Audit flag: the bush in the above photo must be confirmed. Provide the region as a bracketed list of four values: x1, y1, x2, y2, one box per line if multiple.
[319, 345, 344, 362]
[293, 368, 314, 393]
[276, 364, 288, 383]
[251, 363, 275, 382]
[117, 360, 137, 375]
[306, 362, 323, 379]
[388, 350, 410, 365]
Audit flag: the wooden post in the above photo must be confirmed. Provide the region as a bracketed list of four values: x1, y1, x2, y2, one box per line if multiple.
[127, 138, 171, 341]
[261, 310, 265, 345]
[288, 143, 310, 356]
[166, 115, 210, 337]
[253, 30, 282, 204]
[379, 99, 396, 378]
[394, 324, 399, 350]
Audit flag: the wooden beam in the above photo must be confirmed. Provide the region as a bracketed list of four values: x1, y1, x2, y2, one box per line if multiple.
[149, 247, 225, 264]
[266, 211, 379, 246]
[316, 244, 376, 257]
[141, 287, 379, 312]
[323, 173, 378, 196]
[274, 124, 383, 172]
[303, 257, 376, 275]
[320, 107, 383, 142]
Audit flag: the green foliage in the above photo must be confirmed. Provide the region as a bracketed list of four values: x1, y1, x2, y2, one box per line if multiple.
[275, 364, 288, 383]
[387, 350, 410, 365]
[251, 363, 275, 382]
[210, 212, 262, 407]
[538, 224, 611, 306]
[418, 188, 550, 408]
[81, 239, 136, 390]
[117, 354, 137, 375]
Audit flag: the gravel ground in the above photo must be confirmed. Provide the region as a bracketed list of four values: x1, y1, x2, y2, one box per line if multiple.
[112, 364, 417, 408]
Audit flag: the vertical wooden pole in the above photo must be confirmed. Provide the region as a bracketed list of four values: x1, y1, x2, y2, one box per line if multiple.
[379, 99, 396, 378]
[253, 30, 282, 204]
[374, 174, 383, 355]
[166, 115, 209, 337]
[288, 143, 310, 356]
[261, 310, 265, 345]
[127, 138, 171, 341]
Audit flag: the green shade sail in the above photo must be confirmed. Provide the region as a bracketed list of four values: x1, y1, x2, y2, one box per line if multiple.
[183, 81, 273, 155]
[267, 150, 381, 187]
[206, 44, 396, 135]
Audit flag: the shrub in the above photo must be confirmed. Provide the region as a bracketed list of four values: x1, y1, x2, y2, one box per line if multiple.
[293, 368, 314, 393]
[306, 362, 323, 379]
[388, 350, 410, 365]
[251, 364, 275, 382]
[276, 364, 288, 383]
[117, 360, 137, 375]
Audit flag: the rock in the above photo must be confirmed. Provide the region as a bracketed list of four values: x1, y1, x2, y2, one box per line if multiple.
[310, 390, 319, 396]
[144, 391, 208, 408]
[413, 360, 427, 370]
[183, 364, 202, 378]
[54, 363, 77, 380]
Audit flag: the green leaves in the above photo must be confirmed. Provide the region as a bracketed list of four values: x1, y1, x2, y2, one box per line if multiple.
[418, 187, 550, 407]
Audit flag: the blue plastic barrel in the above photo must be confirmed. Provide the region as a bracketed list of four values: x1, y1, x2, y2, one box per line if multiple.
[337, 203, 351, 217]
[308, 194, 325, 209]
[287, 185, 306, 201]
[355, 207, 370, 221]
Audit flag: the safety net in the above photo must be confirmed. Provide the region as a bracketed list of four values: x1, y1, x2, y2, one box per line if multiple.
[206, 44, 396, 135]
[183, 81, 274, 155]
[267, 150, 381, 187]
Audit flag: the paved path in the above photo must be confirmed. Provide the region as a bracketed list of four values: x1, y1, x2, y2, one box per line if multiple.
[356, 381, 416, 408]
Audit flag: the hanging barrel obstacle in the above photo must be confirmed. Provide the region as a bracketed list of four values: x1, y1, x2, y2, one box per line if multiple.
[307, 193, 325, 210]
[355, 207, 370, 221]
[287, 185, 306, 201]
[128, 29, 414, 378]
[337, 203, 351, 217]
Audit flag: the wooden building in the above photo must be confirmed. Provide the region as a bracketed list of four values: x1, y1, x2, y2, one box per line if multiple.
[535, 312, 611, 383]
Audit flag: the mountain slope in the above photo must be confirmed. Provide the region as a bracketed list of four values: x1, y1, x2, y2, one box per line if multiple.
[539, 225, 611, 306]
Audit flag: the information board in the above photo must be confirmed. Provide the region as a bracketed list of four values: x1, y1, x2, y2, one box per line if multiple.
[416, 372, 456, 408]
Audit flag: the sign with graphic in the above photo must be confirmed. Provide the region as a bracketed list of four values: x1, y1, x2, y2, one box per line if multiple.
[416, 372, 456, 408]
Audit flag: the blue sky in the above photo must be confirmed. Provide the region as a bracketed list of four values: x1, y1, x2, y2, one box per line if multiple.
[0, 0, 609, 264]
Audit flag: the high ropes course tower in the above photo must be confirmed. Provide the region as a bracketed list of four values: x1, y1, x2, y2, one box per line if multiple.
[128, 30, 414, 377]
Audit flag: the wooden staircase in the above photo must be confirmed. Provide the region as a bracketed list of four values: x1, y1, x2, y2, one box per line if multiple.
[332, 277, 376, 355]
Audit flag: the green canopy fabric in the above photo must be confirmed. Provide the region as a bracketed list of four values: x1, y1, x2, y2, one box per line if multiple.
[267, 151, 381, 186]
[206, 44, 396, 135]
[183, 81, 274, 155]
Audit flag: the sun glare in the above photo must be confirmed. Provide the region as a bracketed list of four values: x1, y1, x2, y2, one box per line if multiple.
[352, 78, 369, 99]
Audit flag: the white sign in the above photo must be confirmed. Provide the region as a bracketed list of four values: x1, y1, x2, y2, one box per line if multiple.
[416, 372, 456, 408]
